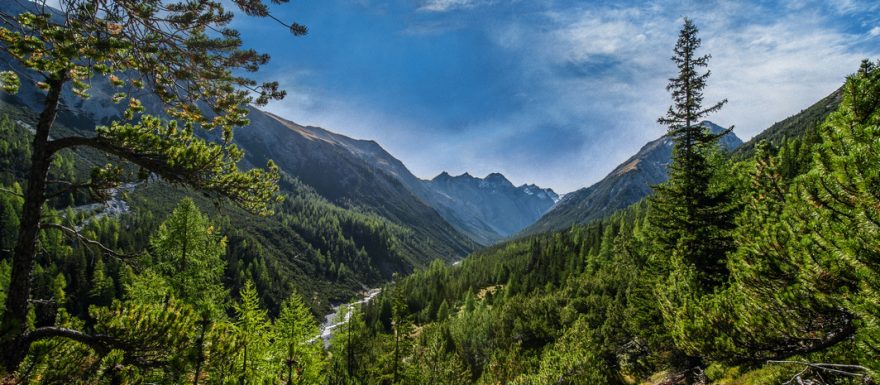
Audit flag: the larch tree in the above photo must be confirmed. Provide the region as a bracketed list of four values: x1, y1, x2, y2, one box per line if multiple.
[0, 0, 305, 371]
[148, 197, 228, 318]
[273, 290, 325, 385]
[234, 280, 271, 384]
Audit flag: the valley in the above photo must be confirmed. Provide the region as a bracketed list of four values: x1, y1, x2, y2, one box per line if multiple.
[0, 1, 877, 385]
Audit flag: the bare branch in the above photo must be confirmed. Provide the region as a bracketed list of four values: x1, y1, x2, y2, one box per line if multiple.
[41, 222, 140, 259]
[768, 360, 874, 384]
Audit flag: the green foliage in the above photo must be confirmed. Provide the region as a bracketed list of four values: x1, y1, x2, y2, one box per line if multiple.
[94, 116, 280, 216]
[0, 71, 18, 93]
[234, 280, 272, 384]
[800, 59, 880, 367]
[644, 20, 741, 373]
[511, 318, 618, 385]
[0, 0, 301, 370]
[343, 58, 880, 385]
[142, 197, 228, 316]
[407, 324, 471, 385]
[1, 9, 878, 385]
[328, 306, 371, 384]
[272, 291, 326, 384]
[0, 259, 9, 319]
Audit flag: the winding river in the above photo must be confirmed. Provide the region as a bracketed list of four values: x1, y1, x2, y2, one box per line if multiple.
[315, 288, 382, 347]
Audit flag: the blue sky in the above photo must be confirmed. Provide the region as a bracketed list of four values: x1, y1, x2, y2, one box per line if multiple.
[233, 0, 879, 193]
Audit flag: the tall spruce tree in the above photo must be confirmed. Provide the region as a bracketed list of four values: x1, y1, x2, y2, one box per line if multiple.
[649, 18, 737, 289]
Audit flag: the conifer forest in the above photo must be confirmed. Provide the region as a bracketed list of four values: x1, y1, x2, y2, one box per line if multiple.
[1, 1, 879, 384]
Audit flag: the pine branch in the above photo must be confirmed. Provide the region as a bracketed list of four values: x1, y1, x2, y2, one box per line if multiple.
[21, 326, 117, 355]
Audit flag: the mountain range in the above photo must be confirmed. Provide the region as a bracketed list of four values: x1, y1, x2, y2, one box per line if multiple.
[420, 172, 557, 245]
[234, 111, 558, 246]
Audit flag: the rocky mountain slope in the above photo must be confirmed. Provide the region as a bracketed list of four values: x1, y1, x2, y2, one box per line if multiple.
[246, 112, 559, 246]
[233, 111, 476, 258]
[523, 122, 742, 235]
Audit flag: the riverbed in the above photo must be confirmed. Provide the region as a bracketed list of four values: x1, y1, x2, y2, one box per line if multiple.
[315, 288, 382, 347]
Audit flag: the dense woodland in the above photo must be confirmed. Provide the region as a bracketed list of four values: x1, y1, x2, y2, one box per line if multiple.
[0, 1, 879, 384]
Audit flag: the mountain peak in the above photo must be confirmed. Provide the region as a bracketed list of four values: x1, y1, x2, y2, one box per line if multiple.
[484, 172, 511, 183]
[433, 171, 452, 181]
[422, 171, 558, 244]
[480, 172, 514, 189]
[700, 121, 744, 150]
[700, 120, 724, 132]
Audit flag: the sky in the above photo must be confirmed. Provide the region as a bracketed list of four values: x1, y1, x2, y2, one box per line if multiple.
[231, 0, 880, 193]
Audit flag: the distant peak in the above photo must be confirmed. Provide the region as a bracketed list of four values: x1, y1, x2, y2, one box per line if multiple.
[484, 172, 510, 182]
[699, 121, 743, 150]
[458, 172, 475, 179]
[434, 171, 452, 180]
[514, 183, 560, 202]
[700, 120, 725, 133]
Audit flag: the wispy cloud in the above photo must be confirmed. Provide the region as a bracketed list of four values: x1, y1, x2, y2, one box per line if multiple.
[418, 0, 494, 12]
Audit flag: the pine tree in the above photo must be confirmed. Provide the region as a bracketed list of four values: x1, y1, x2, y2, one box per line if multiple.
[512, 317, 616, 385]
[649, 18, 737, 289]
[646, 19, 739, 377]
[666, 142, 853, 361]
[410, 324, 470, 385]
[436, 300, 450, 321]
[87, 255, 114, 307]
[391, 286, 410, 384]
[328, 306, 369, 384]
[800, 59, 880, 367]
[0, 0, 305, 369]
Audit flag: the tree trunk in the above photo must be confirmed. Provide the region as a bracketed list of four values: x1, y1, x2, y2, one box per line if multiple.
[193, 317, 210, 385]
[1, 74, 65, 371]
[286, 342, 294, 385]
[392, 323, 399, 385]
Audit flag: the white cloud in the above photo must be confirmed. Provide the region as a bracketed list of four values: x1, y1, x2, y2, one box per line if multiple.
[418, 0, 493, 12]
[704, 15, 870, 138]
[870, 26, 880, 37]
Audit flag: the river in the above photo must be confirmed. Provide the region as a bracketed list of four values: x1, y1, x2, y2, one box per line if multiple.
[314, 288, 382, 347]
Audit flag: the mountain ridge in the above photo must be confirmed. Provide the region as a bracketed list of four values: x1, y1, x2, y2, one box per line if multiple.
[420, 171, 558, 245]
[522, 121, 742, 235]
[258, 112, 561, 246]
